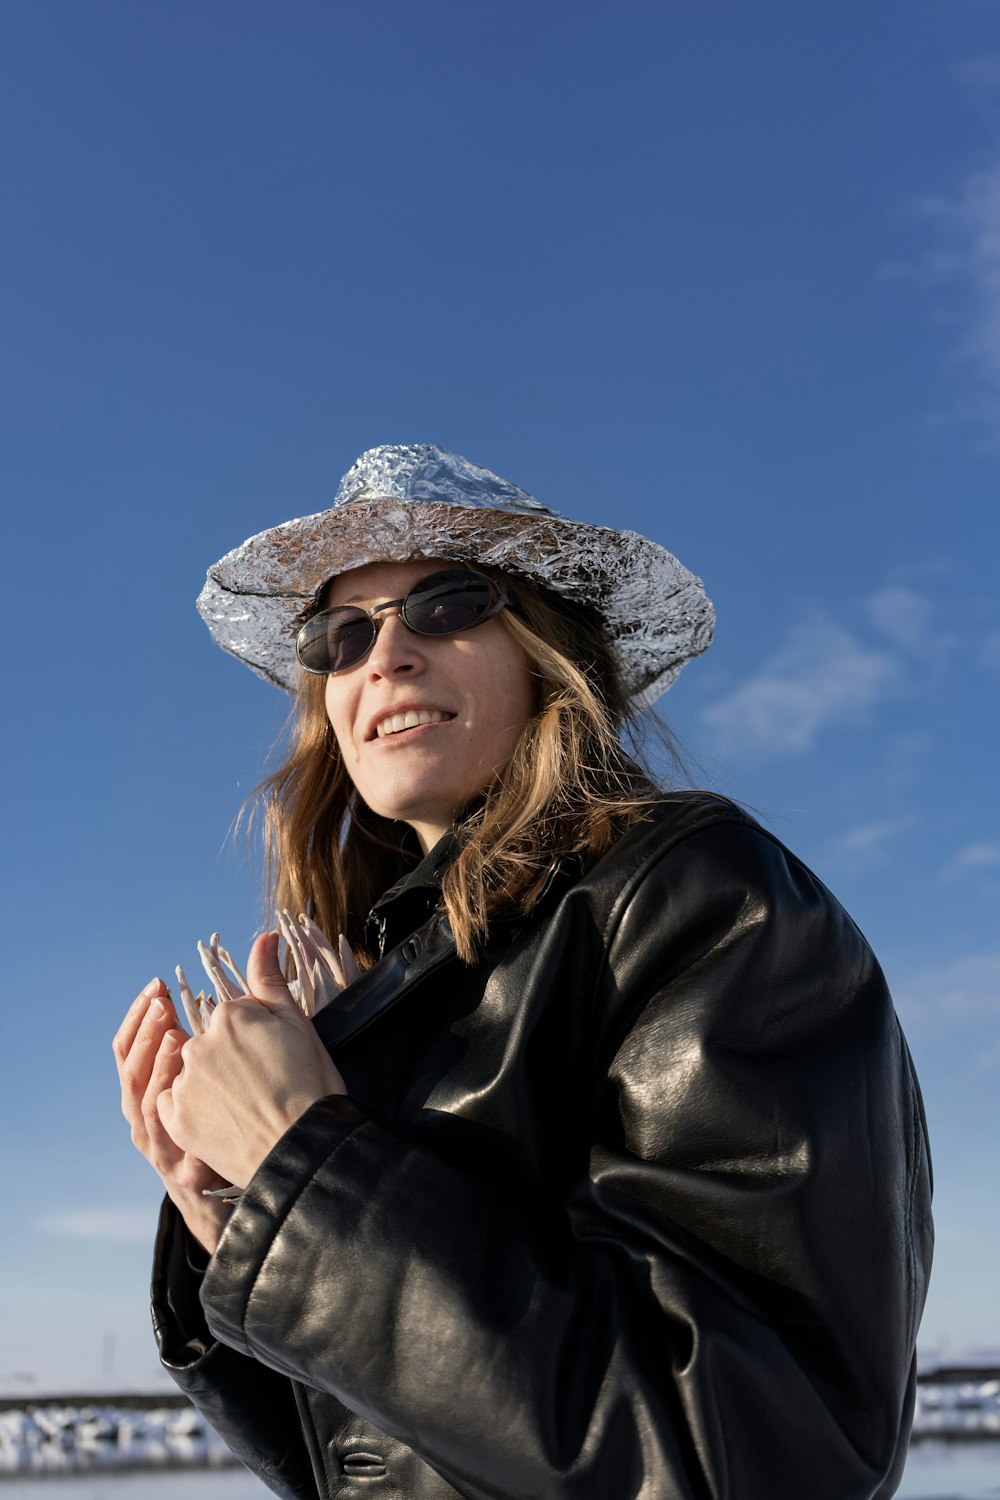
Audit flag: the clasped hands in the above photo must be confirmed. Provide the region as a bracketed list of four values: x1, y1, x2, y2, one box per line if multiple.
[114, 931, 346, 1250]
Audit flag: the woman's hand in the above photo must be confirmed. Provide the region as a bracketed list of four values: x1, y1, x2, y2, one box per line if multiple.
[113, 979, 232, 1253]
[156, 931, 348, 1192]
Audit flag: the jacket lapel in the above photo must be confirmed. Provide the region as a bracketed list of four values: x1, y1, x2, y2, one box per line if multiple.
[312, 917, 457, 1051]
[313, 850, 585, 1051]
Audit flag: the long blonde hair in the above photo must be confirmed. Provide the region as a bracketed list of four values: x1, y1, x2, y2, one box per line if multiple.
[256, 570, 670, 964]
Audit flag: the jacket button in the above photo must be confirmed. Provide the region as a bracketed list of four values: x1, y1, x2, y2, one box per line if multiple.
[401, 935, 422, 963]
[335, 1447, 388, 1478]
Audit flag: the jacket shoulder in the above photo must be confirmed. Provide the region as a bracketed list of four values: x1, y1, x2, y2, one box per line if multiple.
[582, 790, 775, 897]
[577, 791, 875, 989]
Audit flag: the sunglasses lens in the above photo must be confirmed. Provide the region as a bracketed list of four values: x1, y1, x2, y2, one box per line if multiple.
[297, 608, 374, 674]
[295, 570, 503, 674]
[404, 571, 498, 635]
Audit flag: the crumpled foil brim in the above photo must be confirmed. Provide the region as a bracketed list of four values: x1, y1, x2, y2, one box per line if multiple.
[196, 497, 715, 712]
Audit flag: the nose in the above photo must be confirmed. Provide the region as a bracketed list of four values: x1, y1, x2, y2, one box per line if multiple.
[364, 610, 425, 679]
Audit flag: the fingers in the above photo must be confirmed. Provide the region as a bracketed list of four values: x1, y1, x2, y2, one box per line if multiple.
[123, 1023, 227, 1198]
[245, 931, 298, 1013]
[113, 978, 173, 1063]
[139, 1030, 187, 1171]
[154, 1040, 210, 1169]
[116, 991, 184, 1142]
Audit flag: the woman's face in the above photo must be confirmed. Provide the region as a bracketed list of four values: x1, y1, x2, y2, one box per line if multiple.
[322, 558, 536, 852]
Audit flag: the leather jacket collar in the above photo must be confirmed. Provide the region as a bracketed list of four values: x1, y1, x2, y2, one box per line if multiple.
[364, 830, 585, 962]
[365, 829, 460, 960]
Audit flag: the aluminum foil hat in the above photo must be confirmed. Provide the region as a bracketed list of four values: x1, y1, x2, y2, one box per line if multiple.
[196, 443, 715, 712]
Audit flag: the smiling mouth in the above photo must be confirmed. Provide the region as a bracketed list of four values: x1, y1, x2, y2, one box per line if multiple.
[375, 709, 454, 739]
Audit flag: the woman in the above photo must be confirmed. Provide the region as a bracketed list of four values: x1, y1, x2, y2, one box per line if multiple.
[114, 443, 932, 1499]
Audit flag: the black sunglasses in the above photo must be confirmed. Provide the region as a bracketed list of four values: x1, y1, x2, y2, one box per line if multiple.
[296, 568, 513, 675]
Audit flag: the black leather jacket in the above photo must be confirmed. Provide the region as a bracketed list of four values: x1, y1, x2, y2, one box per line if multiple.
[152, 794, 932, 1499]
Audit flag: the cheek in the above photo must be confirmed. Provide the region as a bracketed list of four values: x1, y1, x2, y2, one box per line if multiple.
[323, 680, 353, 755]
[486, 648, 536, 739]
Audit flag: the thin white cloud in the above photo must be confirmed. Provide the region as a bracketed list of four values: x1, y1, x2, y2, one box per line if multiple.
[967, 1034, 1000, 1072]
[954, 53, 1000, 96]
[978, 629, 1000, 679]
[938, 842, 1000, 887]
[891, 950, 1000, 1042]
[867, 586, 940, 653]
[827, 816, 913, 872]
[35, 1207, 156, 1244]
[881, 730, 936, 792]
[918, 138, 1000, 433]
[700, 574, 994, 761]
[952, 169, 1000, 373]
[700, 615, 899, 758]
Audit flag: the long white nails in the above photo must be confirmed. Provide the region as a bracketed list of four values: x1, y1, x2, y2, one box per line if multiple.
[214, 941, 248, 994]
[175, 963, 214, 1036]
[178, 917, 361, 1030]
[278, 909, 315, 1017]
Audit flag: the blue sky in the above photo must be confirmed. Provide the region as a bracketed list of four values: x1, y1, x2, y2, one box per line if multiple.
[1, 0, 997, 1392]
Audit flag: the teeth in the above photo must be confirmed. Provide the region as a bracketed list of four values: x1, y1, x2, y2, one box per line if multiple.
[376, 708, 447, 738]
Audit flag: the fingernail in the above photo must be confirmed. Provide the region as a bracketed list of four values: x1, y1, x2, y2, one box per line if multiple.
[149, 998, 165, 1020]
[142, 978, 162, 998]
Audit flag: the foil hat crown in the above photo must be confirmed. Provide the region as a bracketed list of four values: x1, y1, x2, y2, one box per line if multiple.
[332, 443, 555, 516]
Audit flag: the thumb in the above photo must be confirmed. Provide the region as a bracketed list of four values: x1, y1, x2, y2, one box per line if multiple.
[245, 931, 298, 1013]
[156, 1085, 175, 1132]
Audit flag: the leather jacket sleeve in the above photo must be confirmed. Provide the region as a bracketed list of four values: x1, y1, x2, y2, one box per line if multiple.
[174, 815, 933, 1498]
[151, 1196, 321, 1499]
